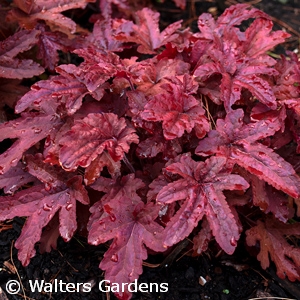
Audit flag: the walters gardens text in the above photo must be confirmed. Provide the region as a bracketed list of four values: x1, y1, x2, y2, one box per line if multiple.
[28, 279, 168, 293]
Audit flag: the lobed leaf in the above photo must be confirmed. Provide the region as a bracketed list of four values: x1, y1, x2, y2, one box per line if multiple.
[140, 81, 209, 139]
[196, 109, 300, 198]
[15, 75, 89, 115]
[0, 161, 37, 194]
[154, 154, 249, 253]
[0, 30, 44, 79]
[115, 8, 182, 54]
[194, 4, 289, 111]
[0, 173, 89, 265]
[59, 113, 138, 171]
[246, 217, 300, 281]
[0, 113, 62, 175]
[88, 175, 164, 299]
[8, 0, 94, 34]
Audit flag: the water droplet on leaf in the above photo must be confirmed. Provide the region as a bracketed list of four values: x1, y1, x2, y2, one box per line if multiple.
[33, 128, 42, 134]
[109, 214, 116, 222]
[66, 203, 73, 211]
[10, 158, 18, 165]
[45, 183, 51, 191]
[43, 203, 52, 211]
[110, 254, 118, 262]
[230, 237, 237, 247]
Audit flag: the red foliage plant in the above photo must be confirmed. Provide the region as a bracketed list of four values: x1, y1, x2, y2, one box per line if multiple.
[0, 0, 300, 299]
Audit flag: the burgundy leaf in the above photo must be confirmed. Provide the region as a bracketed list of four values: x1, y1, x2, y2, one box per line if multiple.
[0, 29, 44, 79]
[115, 8, 182, 54]
[273, 53, 300, 100]
[253, 180, 291, 223]
[246, 217, 300, 281]
[230, 142, 300, 199]
[0, 161, 37, 194]
[0, 174, 89, 266]
[196, 109, 300, 198]
[87, 18, 124, 52]
[0, 2, 300, 297]
[43, 117, 74, 166]
[153, 154, 249, 253]
[8, 0, 94, 34]
[244, 18, 290, 58]
[59, 113, 138, 171]
[125, 58, 191, 101]
[193, 4, 289, 111]
[136, 129, 182, 159]
[140, 81, 209, 139]
[213, 4, 270, 33]
[97, 0, 130, 19]
[56, 47, 120, 93]
[36, 23, 70, 71]
[84, 152, 121, 185]
[25, 154, 73, 191]
[192, 218, 213, 256]
[15, 75, 89, 115]
[39, 213, 60, 253]
[88, 175, 164, 300]
[0, 113, 62, 175]
[238, 168, 291, 222]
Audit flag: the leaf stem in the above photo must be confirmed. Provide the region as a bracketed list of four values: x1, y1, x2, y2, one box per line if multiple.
[123, 154, 135, 173]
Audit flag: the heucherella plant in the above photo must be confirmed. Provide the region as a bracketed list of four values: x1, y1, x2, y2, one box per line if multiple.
[0, 1, 300, 299]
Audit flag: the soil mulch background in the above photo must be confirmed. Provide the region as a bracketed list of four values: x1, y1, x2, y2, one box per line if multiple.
[1, 0, 300, 299]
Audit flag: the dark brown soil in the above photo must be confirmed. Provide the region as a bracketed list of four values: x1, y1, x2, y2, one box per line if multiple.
[2, 217, 300, 300]
[1, 1, 300, 299]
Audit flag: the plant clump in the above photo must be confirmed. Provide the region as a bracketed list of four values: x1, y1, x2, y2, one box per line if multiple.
[0, 1, 300, 299]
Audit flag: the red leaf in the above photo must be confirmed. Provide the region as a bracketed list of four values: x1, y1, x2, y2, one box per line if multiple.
[196, 108, 300, 198]
[0, 113, 62, 175]
[0, 30, 44, 79]
[136, 129, 182, 159]
[140, 81, 209, 139]
[88, 175, 164, 300]
[59, 113, 138, 171]
[244, 19, 290, 58]
[15, 75, 89, 115]
[246, 217, 300, 281]
[25, 154, 72, 190]
[97, 0, 130, 19]
[154, 154, 249, 253]
[125, 58, 191, 100]
[43, 117, 74, 166]
[84, 152, 121, 185]
[238, 169, 291, 222]
[8, 0, 94, 34]
[192, 218, 212, 256]
[56, 47, 120, 93]
[115, 8, 182, 54]
[39, 213, 60, 253]
[273, 53, 300, 100]
[0, 161, 37, 194]
[213, 4, 270, 32]
[87, 18, 124, 52]
[231, 142, 300, 199]
[36, 23, 70, 71]
[193, 4, 289, 111]
[0, 166, 89, 265]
